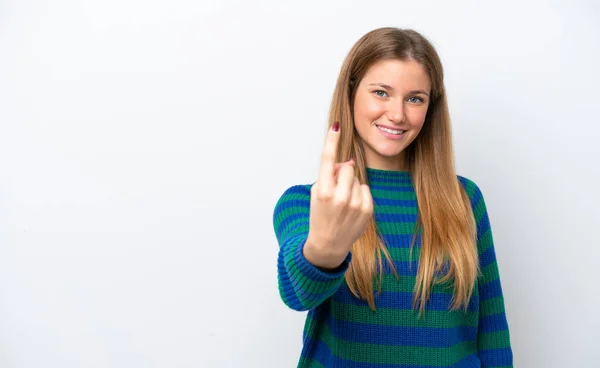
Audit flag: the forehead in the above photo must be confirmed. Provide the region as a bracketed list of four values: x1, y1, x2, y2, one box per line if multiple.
[362, 59, 431, 91]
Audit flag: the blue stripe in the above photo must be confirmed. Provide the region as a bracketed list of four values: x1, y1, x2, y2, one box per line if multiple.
[277, 248, 306, 311]
[479, 246, 496, 268]
[379, 233, 422, 247]
[373, 198, 418, 207]
[369, 178, 412, 185]
[479, 279, 503, 301]
[479, 313, 509, 333]
[325, 314, 477, 347]
[382, 232, 422, 248]
[476, 213, 491, 240]
[333, 285, 479, 312]
[375, 212, 419, 223]
[379, 258, 450, 277]
[478, 347, 513, 365]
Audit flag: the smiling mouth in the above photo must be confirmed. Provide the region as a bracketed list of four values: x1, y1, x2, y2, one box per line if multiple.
[376, 124, 406, 135]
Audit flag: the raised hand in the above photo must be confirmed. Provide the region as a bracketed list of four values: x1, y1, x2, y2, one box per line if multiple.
[304, 122, 374, 270]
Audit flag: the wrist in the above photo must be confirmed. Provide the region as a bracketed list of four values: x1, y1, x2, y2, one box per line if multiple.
[303, 236, 348, 270]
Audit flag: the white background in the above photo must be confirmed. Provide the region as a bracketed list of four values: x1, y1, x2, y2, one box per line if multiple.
[1, 0, 599, 367]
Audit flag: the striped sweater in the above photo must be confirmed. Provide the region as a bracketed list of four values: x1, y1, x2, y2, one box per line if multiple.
[272, 167, 513, 367]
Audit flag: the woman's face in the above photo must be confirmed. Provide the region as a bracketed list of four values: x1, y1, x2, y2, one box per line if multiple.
[353, 58, 431, 171]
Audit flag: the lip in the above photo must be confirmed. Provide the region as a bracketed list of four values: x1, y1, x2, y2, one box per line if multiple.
[376, 124, 406, 140]
[375, 123, 406, 131]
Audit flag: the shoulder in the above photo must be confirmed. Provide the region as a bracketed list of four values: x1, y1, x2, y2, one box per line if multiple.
[275, 183, 314, 202]
[272, 183, 315, 214]
[272, 183, 315, 238]
[456, 174, 485, 205]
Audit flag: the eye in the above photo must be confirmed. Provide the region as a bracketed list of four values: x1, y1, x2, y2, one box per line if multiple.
[373, 90, 388, 98]
[408, 96, 424, 103]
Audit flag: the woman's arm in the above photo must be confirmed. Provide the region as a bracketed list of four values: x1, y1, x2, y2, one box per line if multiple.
[465, 179, 514, 367]
[272, 184, 352, 311]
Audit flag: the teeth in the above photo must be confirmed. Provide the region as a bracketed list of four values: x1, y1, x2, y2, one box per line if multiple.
[377, 125, 404, 135]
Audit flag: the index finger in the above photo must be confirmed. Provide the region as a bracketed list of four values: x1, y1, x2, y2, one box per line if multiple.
[318, 121, 341, 193]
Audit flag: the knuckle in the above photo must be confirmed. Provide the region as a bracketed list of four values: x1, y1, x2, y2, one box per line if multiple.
[349, 202, 362, 212]
[316, 190, 333, 201]
[349, 198, 362, 211]
[332, 195, 349, 208]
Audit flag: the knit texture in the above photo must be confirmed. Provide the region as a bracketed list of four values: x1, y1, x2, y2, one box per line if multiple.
[272, 167, 513, 367]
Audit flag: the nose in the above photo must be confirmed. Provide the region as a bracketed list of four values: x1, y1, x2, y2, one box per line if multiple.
[386, 101, 405, 124]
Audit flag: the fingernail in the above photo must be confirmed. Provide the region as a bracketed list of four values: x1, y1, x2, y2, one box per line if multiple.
[332, 121, 340, 132]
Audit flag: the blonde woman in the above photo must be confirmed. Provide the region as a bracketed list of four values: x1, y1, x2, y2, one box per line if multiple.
[272, 27, 513, 367]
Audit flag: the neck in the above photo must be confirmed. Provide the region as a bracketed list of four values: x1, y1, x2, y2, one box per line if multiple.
[364, 153, 408, 172]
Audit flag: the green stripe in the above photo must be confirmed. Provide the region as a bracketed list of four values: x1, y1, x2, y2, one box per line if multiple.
[478, 228, 494, 253]
[387, 246, 420, 260]
[473, 195, 487, 222]
[480, 296, 507, 316]
[316, 320, 477, 365]
[481, 262, 500, 283]
[369, 274, 454, 294]
[301, 359, 325, 368]
[375, 205, 419, 214]
[279, 216, 309, 240]
[370, 188, 416, 199]
[477, 330, 511, 350]
[465, 182, 478, 199]
[377, 221, 421, 235]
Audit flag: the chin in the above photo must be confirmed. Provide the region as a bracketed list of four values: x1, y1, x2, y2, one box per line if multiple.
[371, 144, 404, 157]
[380, 150, 406, 158]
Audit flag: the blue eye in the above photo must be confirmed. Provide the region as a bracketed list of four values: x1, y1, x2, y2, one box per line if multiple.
[408, 96, 423, 103]
[374, 90, 388, 98]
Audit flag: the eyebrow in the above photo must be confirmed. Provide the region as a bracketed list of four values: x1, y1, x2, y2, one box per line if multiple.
[368, 83, 429, 96]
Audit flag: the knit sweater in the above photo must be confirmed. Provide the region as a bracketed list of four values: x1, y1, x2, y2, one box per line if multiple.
[272, 167, 513, 368]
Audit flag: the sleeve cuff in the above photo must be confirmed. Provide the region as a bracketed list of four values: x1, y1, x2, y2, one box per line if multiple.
[293, 238, 352, 281]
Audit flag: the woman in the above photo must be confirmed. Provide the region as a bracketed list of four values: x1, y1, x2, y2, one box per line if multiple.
[272, 27, 513, 367]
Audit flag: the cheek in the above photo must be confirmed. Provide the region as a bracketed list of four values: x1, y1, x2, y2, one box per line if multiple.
[356, 98, 385, 119]
[408, 108, 429, 127]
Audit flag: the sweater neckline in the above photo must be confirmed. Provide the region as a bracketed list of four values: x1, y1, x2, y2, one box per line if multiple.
[366, 167, 411, 180]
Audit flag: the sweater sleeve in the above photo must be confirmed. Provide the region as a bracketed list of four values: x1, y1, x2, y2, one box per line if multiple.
[465, 179, 514, 367]
[272, 184, 352, 311]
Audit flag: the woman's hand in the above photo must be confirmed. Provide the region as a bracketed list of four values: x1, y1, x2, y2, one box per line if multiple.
[304, 122, 374, 270]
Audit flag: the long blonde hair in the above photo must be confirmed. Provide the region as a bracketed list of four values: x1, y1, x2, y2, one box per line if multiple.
[327, 27, 479, 316]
